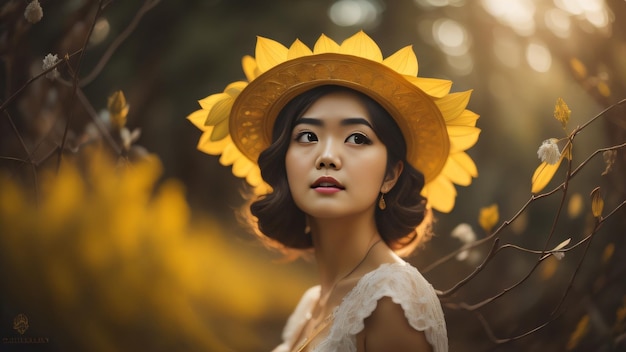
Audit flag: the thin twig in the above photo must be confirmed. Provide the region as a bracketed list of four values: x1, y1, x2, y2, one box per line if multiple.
[56, 1, 105, 172]
[80, 0, 161, 87]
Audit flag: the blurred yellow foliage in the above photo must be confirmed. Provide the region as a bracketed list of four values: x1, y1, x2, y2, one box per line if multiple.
[602, 243, 615, 264]
[569, 58, 587, 80]
[566, 315, 589, 350]
[0, 150, 306, 351]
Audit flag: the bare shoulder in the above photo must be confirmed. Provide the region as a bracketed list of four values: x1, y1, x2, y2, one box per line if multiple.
[357, 297, 433, 352]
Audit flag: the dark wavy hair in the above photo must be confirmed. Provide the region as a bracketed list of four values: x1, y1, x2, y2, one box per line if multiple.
[242, 85, 432, 257]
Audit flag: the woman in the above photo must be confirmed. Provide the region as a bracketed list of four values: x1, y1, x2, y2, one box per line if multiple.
[187, 31, 480, 352]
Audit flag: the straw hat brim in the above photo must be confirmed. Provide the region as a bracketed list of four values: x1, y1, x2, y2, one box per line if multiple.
[229, 53, 449, 183]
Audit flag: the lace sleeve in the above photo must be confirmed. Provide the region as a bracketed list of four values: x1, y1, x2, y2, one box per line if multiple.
[272, 286, 321, 352]
[324, 262, 448, 352]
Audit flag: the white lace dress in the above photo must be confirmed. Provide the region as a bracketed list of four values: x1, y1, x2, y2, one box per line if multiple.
[272, 261, 447, 352]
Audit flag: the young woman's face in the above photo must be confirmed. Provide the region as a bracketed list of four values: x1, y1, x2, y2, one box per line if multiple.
[285, 91, 391, 219]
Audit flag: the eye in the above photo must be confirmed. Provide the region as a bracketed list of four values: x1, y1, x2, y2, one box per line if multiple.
[295, 131, 318, 143]
[346, 133, 372, 145]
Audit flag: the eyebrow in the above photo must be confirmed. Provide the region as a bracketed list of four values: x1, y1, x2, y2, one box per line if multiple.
[295, 117, 373, 129]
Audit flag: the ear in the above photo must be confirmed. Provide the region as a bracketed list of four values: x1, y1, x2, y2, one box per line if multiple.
[381, 161, 403, 193]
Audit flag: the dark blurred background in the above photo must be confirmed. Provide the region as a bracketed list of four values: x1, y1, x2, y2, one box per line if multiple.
[1, 0, 625, 351]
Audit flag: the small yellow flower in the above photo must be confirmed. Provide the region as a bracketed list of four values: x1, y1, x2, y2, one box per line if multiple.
[553, 97, 571, 129]
[478, 204, 499, 233]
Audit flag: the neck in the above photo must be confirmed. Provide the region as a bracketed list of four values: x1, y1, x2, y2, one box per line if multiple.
[309, 214, 381, 292]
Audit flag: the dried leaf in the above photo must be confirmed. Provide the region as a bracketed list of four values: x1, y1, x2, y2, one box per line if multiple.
[531, 158, 563, 193]
[550, 238, 570, 260]
[553, 97, 571, 129]
[601, 150, 617, 176]
[478, 204, 499, 233]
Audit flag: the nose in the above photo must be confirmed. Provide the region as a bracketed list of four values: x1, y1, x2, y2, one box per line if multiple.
[315, 141, 342, 170]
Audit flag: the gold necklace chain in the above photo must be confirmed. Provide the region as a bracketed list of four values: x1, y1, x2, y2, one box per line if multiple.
[291, 238, 382, 352]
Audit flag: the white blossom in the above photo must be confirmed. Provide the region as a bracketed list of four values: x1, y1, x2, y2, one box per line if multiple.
[24, 0, 43, 24]
[537, 138, 561, 165]
[451, 223, 476, 243]
[451, 223, 476, 261]
[42, 53, 59, 80]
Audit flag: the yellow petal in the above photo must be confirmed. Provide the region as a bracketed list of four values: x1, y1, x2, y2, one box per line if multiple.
[442, 152, 478, 186]
[406, 77, 452, 98]
[382, 45, 418, 76]
[199, 93, 225, 111]
[450, 152, 478, 178]
[478, 204, 499, 233]
[447, 125, 481, 153]
[210, 118, 230, 141]
[186, 109, 209, 131]
[313, 34, 341, 54]
[435, 90, 472, 122]
[232, 157, 254, 178]
[205, 97, 233, 126]
[287, 39, 313, 60]
[219, 142, 243, 166]
[441, 156, 472, 186]
[448, 109, 479, 127]
[531, 157, 564, 193]
[224, 81, 247, 97]
[422, 176, 456, 213]
[245, 167, 265, 188]
[255, 36, 289, 73]
[242, 55, 259, 81]
[197, 128, 230, 155]
[339, 31, 383, 62]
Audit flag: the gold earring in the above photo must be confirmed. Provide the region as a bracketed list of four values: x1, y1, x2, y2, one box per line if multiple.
[378, 193, 387, 210]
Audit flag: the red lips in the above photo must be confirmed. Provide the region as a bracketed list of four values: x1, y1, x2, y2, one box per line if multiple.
[311, 176, 345, 189]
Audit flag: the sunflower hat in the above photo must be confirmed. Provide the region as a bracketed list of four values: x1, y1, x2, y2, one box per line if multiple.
[187, 31, 480, 212]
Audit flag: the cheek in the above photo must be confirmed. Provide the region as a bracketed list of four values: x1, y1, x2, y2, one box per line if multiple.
[285, 150, 304, 188]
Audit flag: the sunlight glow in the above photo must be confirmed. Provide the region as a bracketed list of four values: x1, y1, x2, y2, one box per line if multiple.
[447, 53, 474, 75]
[328, 0, 382, 28]
[492, 30, 522, 68]
[433, 18, 470, 56]
[481, 0, 536, 36]
[544, 8, 571, 38]
[414, 0, 466, 7]
[554, 0, 611, 29]
[526, 41, 552, 72]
